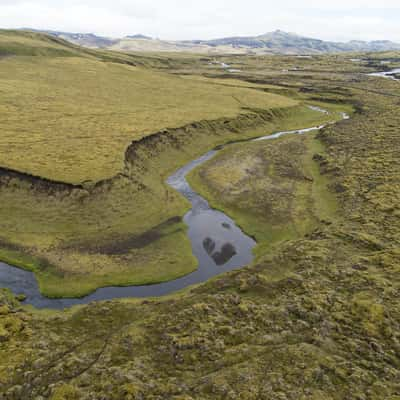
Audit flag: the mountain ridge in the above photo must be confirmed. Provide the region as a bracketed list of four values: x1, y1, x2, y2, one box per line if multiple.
[19, 28, 400, 54]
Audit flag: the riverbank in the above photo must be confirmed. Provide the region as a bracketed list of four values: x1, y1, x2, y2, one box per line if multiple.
[187, 103, 352, 259]
[0, 103, 344, 305]
[1, 103, 336, 298]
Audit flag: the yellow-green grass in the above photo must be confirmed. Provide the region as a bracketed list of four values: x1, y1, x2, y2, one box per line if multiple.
[0, 29, 84, 57]
[0, 55, 297, 184]
[0, 104, 335, 297]
[0, 219, 197, 298]
[0, 29, 163, 67]
[187, 104, 349, 259]
[2, 49, 400, 400]
[0, 32, 352, 297]
[179, 75, 285, 90]
[0, 171, 196, 297]
[188, 134, 333, 258]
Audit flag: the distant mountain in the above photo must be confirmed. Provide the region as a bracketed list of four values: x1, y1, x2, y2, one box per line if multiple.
[190, 30, 400, 54]
[125, 34, 153, 40]
[346, 39, 400, 52]
[21, 29, 400, 54]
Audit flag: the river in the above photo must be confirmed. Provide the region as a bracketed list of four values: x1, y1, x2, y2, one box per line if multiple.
[368, 68, 400, 80]
[0, 106, 347, 309]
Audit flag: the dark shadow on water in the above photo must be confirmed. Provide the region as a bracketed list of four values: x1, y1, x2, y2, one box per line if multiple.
[203, 238, 237, 266]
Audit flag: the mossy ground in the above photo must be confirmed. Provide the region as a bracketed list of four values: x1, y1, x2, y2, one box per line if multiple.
[187, 103, 350, 258]
[0, 102, 330, 298]
[1, 34, 400, 399]
[0, 31, 344, 297]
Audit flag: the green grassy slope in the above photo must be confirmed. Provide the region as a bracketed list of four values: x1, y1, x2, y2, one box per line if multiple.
[0, 30, 330, 297]
[0, 103, 330, 298]
[0, 29, 86, 57]
[0, 34, 296, 184]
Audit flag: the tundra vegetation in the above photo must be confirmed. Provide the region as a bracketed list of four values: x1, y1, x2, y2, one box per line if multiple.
[0, 30, 400, 399]
[0, 31, 336, 297]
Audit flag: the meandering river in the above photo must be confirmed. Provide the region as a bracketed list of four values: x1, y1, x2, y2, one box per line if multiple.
[0, 107, 347, 309]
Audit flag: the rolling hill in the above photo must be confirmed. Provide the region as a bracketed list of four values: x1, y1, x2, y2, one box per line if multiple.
[20, 28, 118, 48]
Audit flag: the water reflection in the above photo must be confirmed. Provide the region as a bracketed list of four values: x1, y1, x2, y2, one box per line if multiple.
[203, 238, 237, 266]
[203, 237, 216, 255]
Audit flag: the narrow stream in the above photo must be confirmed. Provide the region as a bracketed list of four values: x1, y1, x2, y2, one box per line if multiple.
[0, 107, 345, 309]
[368, 68, 400, 80]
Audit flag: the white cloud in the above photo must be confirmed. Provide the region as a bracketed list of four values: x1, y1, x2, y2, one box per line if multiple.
[0, 0, 399, 42]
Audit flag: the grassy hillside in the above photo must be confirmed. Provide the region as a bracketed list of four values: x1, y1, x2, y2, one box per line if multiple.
[0, 39, 296, 184]
[0, 29, 84, 57]
[0, 30, 336, 297]
[0, 101, 333, 298]
[0, 29, 171, 67]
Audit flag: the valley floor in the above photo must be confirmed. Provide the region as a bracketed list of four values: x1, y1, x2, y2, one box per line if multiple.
[1, 33, 400, 399]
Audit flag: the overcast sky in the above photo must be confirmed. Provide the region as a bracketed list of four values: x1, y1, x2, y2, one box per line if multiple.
[0, 0, 399, 42]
